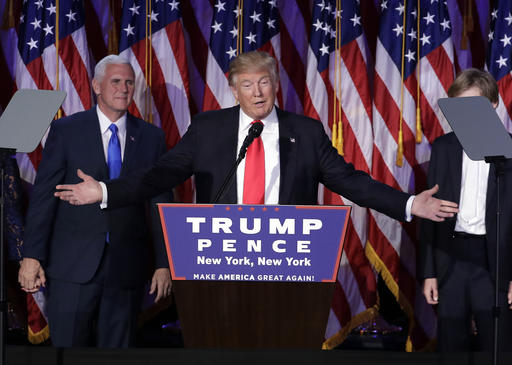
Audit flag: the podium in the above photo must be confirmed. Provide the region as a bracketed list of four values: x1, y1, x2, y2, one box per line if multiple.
[159, 204, 350, 348]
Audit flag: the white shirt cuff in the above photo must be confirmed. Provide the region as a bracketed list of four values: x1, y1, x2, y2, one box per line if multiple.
[405, 195, 415, 222]
[99, 181, 108, 209]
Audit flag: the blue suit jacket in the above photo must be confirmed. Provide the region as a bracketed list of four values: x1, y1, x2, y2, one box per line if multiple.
[107, 106, 410, 221]
[23, 108, 170, 287]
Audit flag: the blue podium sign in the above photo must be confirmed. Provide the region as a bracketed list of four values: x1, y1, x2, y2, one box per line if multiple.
[158, 204, 350, 283]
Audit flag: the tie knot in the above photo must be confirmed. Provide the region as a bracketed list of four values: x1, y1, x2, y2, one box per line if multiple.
[109, 123, 118, 134]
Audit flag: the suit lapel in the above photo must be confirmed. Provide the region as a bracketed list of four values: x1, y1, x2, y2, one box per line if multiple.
[223, 107, 240, 203]
[486, 163, 497, 231]
[121, 114, 142, 176]
[276, 108, 297, 204]
[449, 135, 463, 205]
[86, 108, 110, 180]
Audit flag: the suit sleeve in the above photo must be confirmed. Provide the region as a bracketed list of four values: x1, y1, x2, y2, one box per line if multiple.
[23, 123, 66, 263]
[502, 160, 512, 283]
[315, 122, 410, 221]
[417, 140, 440, 280]
[107, 121, 196, 209]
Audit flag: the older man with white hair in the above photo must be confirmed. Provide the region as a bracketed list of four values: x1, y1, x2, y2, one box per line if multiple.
[18, 55, 172, 347]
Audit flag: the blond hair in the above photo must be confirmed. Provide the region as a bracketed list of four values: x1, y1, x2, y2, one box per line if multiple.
[228, 51, 278, 86]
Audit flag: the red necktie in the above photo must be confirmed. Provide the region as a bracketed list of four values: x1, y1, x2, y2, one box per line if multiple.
[243, 120, 265, 204]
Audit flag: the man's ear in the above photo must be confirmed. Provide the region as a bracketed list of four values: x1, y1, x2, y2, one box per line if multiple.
[230, 85, 238, 102]
[92, 79, 100, 96]
[493, 101, 498, 109]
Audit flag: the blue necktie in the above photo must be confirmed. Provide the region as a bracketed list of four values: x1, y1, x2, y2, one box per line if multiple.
[107, 124, 121, 179]
[106, 124, 121, 244]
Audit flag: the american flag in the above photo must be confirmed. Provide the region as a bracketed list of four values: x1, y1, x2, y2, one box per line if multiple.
[368, 0, 454, 350]
[487, 1, 512, 132]
[203, 0, 284, 111]
[15, 0, 93, 344]
[202, 0, 237, 111]
[119, 0, 193, 201]
[304, 0, 378, 349]
[3, 0, 497, 350]
[119, 0, 190, 147]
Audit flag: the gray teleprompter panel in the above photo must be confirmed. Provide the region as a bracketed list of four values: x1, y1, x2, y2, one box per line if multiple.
[0, 89, 66, 153]
[438, 95, 512, 160]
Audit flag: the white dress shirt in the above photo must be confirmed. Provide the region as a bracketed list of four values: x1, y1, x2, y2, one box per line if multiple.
[97, 106, 127, 161]
[454, 151, 489, 235]
[236, 107, 280, 204]
[97, 106, 127, 207]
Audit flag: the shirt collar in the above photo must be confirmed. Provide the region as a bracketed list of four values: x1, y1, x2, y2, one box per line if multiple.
[96, 105, 127, 135]
[239, 106, 278, 133]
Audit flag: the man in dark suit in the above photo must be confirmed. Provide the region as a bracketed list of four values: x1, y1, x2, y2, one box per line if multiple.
[54, 51, 457, 236]
[18, 55, 172, 347]
[418, 69, 512, 351]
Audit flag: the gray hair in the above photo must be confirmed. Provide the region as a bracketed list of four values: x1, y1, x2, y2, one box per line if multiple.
[93, 55, 133, 82]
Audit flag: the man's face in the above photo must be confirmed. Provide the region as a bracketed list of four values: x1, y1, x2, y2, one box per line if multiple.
[92, 63, 135, 117]
[230, 68, 279, 120]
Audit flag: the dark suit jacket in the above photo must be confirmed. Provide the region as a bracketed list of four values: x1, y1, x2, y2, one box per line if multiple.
[23, 108, 170, 288]
[108, 106, 410, 221]
[418, 132, 512, 290]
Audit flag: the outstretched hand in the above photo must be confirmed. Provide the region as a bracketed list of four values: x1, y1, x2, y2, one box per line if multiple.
[412, 184, 458, 222]
[54, 169, 103, 205]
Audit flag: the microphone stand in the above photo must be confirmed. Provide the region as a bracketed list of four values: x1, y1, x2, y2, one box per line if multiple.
[212, 144, 250, 204]
[212, 122, 263, 204]
[485, 155, 505, 365]
[0, 148, 15, 365]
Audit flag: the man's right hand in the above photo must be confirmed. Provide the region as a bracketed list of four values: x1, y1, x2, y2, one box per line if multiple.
[423, 278, 439, 305]
[54, 169, 103, 205]
[18, 258, 46, 293]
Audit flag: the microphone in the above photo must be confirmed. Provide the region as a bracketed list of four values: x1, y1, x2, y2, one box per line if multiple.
[238, 121, 264, 160]
[212, 121, 264, 203]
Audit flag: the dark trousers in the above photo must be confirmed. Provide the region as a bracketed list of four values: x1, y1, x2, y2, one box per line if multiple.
[47, 245, 143, 348]
[437, 235, 512, 352]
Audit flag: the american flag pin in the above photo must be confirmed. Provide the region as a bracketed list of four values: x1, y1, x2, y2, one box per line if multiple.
[130, 136, 135, 142]
[290, 138, 295, 143]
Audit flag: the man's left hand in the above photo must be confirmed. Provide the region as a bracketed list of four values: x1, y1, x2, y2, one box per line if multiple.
[149, 268, 172, 303]
[412, 184, 459, 222]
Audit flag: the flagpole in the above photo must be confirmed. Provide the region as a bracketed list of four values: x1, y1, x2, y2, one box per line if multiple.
[332, 0, 339, 152]
[336, 0, 343, 155]
[332, 0, 343, 156]
[415, 0, 422, 143]
[55, 0, 61, 119]
[238, 0, 243, 54]
[144, 0, 149, 121]
[148, 0, 153, 124]
[396, 0, 407, 167]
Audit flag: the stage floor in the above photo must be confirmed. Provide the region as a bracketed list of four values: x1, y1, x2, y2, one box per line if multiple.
[7, 346, 512, 365]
